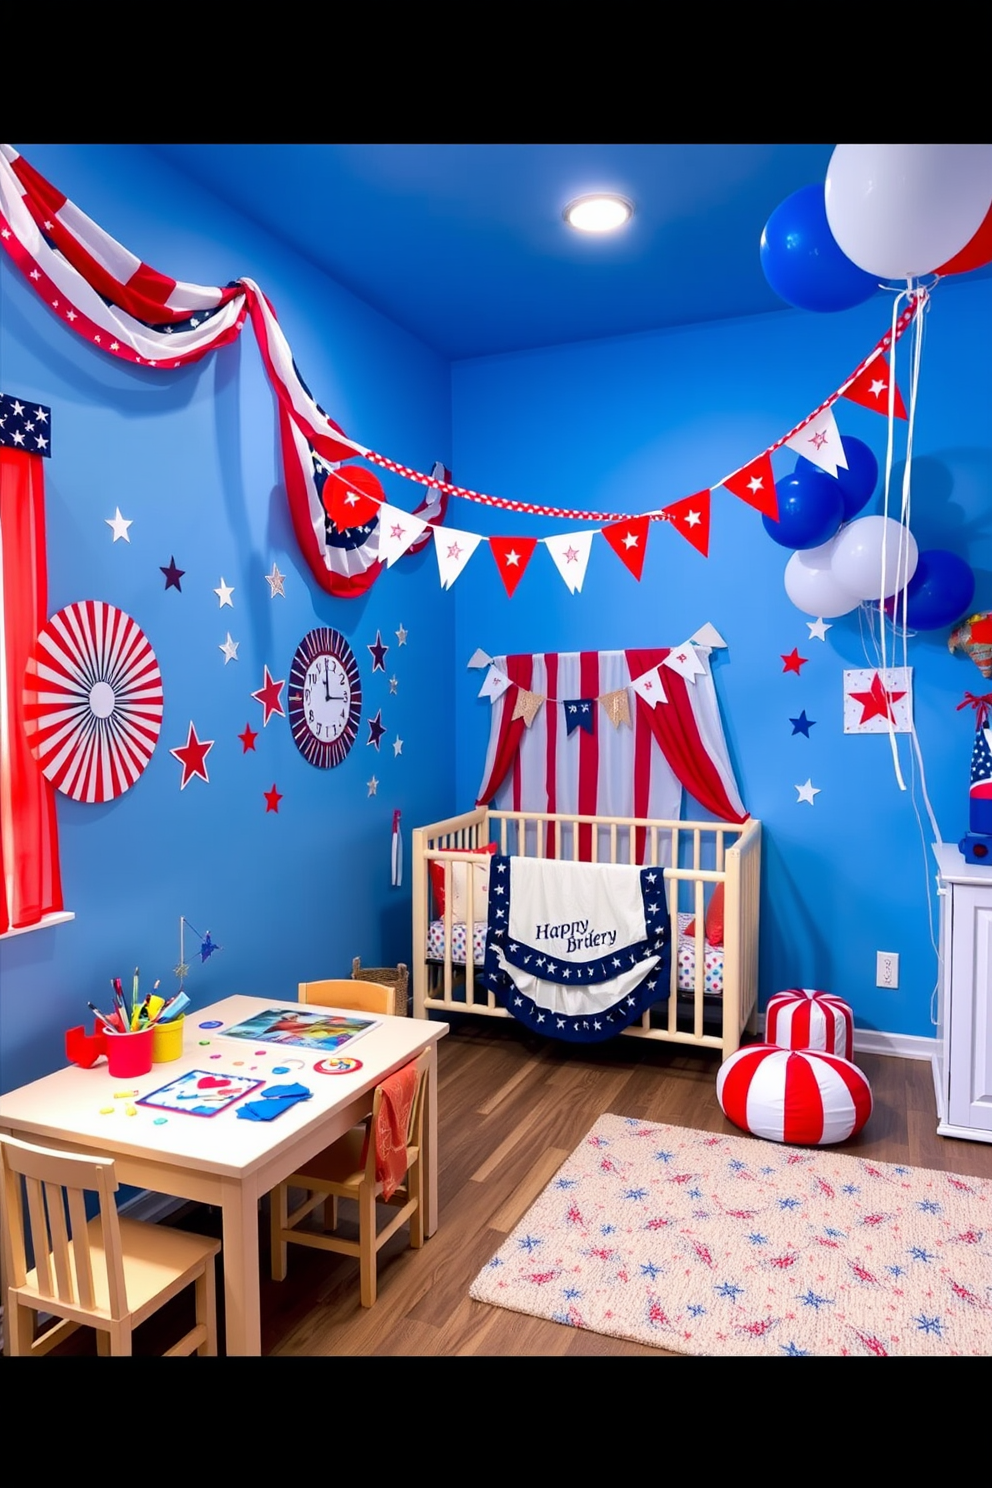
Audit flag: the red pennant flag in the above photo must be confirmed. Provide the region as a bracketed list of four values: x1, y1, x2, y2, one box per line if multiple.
[842, 354, 907, 420]
[322, 465, 384, 532]
[662, 489, 711, 558]
[721, 453, 778, 519]
[489, 536, 538, 597]
[601, 515, 650, 580]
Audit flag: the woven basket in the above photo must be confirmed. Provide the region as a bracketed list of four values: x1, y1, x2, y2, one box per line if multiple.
[352, 957, 409, 1017]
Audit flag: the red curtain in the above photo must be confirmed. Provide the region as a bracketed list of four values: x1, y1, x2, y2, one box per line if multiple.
[0, 447, 63, 932]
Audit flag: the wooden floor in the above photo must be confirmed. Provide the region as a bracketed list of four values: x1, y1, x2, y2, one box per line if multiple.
[15, 1014, 992, 1357]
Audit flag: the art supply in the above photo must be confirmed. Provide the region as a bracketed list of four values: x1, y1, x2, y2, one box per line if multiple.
[105, 1026, 154, 1079]
[151, 1012, 185, 1064]
[86, 1001, 118, 1034]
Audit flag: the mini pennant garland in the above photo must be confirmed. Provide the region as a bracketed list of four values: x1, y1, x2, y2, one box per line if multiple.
[564, 699, 596, 735]
[511, 688, 546, 727]
[599, 688, 632, 728]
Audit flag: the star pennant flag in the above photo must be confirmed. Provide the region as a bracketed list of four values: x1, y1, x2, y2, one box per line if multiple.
[599, 687, 632, 729]
[786, 407, 849, 477]
[662, 491, 710, 557]
[663, 643, 707, 684]
[600, 515, 650, 580]
[433, 524, 482, 588]
[479, 665, 512, 701]
[563, 698, 595, 735]
[543, 530, 594, 593]
[842, 353, 907, 420]
[843, 668, 912, 733]
[377, 502, 429, 567]
[721, 453, 778, 519]
[490, 536, 538, 597]
[322, 465, 383, 531]
[631, 666, 668, 708]
[511, 688, 545, 727]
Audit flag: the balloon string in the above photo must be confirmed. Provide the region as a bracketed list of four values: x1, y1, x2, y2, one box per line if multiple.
[877, 286, 909, 789]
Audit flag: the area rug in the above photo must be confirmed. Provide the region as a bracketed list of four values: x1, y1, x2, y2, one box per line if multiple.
[469, 1115, 992, 1357]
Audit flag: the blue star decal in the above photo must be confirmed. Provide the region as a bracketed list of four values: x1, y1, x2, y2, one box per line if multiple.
[160, 555, 185, 591]
[789, 710, 816, 737]
[366, 709, 387, 750]
[367, 629, 388, 671]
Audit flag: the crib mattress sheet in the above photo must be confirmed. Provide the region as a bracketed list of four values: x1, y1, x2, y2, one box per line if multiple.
[426, 911, 725, 996]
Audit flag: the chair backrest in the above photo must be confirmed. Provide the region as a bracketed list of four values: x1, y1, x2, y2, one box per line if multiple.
[298, 978, 400, 1017]
[363, 1047, 431, 1184]
[0, 1134, 128, 1318]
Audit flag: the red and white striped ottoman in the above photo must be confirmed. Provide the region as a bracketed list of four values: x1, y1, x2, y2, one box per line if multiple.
[716, 1044, 873, 1146]
[765, 987, 854, 1063]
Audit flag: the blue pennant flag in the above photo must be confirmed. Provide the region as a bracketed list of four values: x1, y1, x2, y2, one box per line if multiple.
[564, 698, 595, 736]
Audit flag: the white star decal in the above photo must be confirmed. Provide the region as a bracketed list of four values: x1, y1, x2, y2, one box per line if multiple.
[504, 548, 521, 567]
[684, 509, 702, 527]
[806, 617, 832, 641]
[393, 736, 404, 757]
[219, 633, 239, 664]
[622, 531, 639, 550]
[105, 507, 133, 542]
[395, 624, 408, 645]
[367, 775, 379, 796]
[747, 475, 764, 493]
[795, 778, 821, 806]
[265, 563, 286, 598]
[214, 578, 235, 608]
[869, 378, 887, 399]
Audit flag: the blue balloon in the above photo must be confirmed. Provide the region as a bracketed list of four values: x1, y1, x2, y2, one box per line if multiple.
[760, 185, 881, 313]
[762, 470, 845, 550]
[795, 435, 878, 522]
[899, 549, 976, 631]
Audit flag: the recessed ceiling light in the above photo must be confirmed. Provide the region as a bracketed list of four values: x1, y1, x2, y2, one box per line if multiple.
[563, 194, 634, 233]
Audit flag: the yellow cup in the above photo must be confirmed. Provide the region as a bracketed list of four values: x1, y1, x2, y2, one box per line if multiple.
[152, 1013, 185, 1063]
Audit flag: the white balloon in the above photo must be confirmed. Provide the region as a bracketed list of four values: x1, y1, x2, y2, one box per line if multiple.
[784, 539, 862, 618]
[829, 515, 919, 601]
[825, 144, 992, 280]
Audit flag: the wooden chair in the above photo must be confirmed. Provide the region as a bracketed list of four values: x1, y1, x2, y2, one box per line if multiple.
[0, 1134, 221, 1357]
[270, 1047, 431, 1307]
[298, 977, 400, 1017]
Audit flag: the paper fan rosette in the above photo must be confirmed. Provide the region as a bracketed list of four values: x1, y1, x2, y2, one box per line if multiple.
[22, 600, 164, 802]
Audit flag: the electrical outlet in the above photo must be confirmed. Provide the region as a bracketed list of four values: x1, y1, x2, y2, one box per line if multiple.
[876, 951, 899, 989]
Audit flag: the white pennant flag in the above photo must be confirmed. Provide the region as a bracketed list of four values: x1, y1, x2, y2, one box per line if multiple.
[479, 665, 512, 701]
[785, 407, 849, 477]
[690, 622, 727, 650]
[377, 502, 429, 567]
[631, 666, 668, 708]
[542, 530, 594, 594]
[433, 524, 482, 589]
[663, 642, 707, 683]
[467, 648, 493, 669]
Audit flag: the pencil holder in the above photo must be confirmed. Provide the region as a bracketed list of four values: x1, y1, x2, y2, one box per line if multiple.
[105, 1027, 154, 1078]
[152, 1013, 185, 1064]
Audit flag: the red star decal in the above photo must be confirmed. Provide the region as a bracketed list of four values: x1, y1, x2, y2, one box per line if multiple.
[238, 722, 258, 753]
[849, 671, 906, 724]
[170, 721, 214, 789]
[781, 648, 808, 675]
[264, 783, 283, 813]
[252, 665, 285, 726]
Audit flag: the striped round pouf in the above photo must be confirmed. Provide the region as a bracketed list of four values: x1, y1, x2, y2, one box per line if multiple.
[766, 987, 854, 1063]
[716, 1044, 872, 1146]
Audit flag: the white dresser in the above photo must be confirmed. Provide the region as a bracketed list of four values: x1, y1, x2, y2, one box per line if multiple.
[932, 842, 992, 1143]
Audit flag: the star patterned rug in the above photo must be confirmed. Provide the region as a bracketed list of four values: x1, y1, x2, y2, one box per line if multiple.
[469, 1115, 992, 1357]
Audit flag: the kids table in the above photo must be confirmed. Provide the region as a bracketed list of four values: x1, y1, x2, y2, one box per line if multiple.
[0, 994, 449, 1356]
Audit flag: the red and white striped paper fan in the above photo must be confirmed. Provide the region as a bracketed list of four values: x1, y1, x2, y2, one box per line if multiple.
[23, 600, 164, 802]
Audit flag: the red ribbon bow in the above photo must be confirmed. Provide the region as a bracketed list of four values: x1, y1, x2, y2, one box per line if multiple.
[957, 691, 992, 728]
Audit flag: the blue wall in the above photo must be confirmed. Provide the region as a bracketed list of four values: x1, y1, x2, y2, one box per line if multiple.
[2, 145, 990, 1104]
[450, 283, 991, 1040]
[1, 144, 455, 1089]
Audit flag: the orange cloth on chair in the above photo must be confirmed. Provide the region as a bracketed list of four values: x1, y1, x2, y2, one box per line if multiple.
[374, 1062, 418, 1200]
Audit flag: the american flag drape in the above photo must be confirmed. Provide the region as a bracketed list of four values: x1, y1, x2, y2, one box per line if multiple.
[0, 144, 445, 596]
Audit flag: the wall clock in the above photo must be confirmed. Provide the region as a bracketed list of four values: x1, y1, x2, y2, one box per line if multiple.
[287, 627, 362, 768]
[22, 600, 164, 803]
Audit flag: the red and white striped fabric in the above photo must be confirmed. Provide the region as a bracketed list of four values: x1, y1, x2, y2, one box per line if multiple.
[765, 987, 854, 1063]
[716, 1044, 872, 1146]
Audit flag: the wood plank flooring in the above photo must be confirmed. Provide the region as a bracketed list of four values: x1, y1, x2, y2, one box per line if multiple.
[17, 1014, 992, 1357]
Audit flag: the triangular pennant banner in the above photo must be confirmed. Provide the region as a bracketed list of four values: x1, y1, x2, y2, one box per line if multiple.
[662, 490, 711, 558]
[631, 667, 668, 708]
[785, 407, 849, 477]
[479, 665, 512, 700]
[377, 502, 429, 567]
[433, 524, 481, 588]
[467, 648, 493, 669]
[721, 453, 778, 519]
[663, 642, 707, 683]
[563, 698, 595, 735]
[511, 688, 545, 727]
[542, 530, 594, 594]
[842, 353, 907, 420]
[599, 688, 631, 729]
[322, 465, 384, 532]
[690, 622, 727, 649]
[490, 536, 538, 597]
[600, 515, 650, 580]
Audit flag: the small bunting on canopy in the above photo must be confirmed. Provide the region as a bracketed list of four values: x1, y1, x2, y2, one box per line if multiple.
[691, 622, 727, 649]
[490, 536, 538, 597]
[511, 688, 546, 728]
[543, 530, 594, 593]
[841, 353, 907, 420]
[564, 698, 595, 735]
[785, 408, 849, 477]
[599, 688, 631, 729]
[663, 643, 707, 684]
[721, 453, 778, 520]
[601, 515, 650, 580]
[467, 648, 492, 669]
[479, 665, 512, 700]
[631, 667, 667, 708]
[433, 524, 482, 588]
[662, 490, 711, 557]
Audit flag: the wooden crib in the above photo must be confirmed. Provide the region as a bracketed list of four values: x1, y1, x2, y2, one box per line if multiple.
[412, 807, 761, 1061]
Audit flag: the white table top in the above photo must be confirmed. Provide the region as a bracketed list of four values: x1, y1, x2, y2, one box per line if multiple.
[0, 995, 448, 1180]
[932, 840, 992, 889]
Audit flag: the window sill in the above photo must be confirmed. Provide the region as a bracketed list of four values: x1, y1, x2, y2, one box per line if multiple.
[0, 910, 75, 941]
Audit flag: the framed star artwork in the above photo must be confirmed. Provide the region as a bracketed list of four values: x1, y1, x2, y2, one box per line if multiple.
[843, 667, 913, 734]
[22, 600, 164, 802]
[287, 627, 363, 768]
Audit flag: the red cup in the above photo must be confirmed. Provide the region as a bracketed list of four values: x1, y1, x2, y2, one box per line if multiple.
[104, 1027, 154, 1078]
